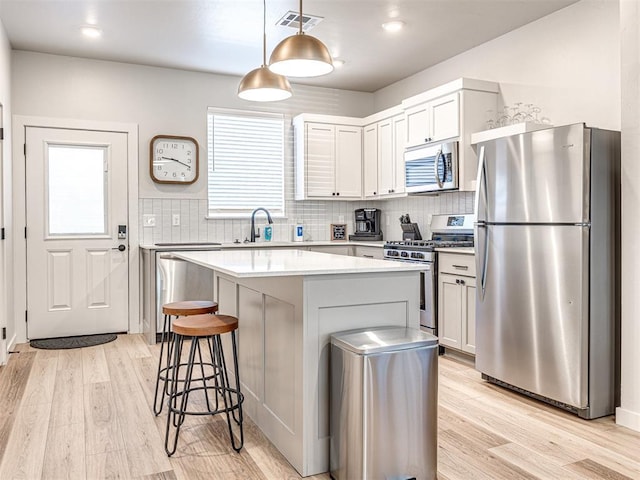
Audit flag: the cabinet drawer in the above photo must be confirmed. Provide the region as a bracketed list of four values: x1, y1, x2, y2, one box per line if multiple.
[439, 253, 475, 277]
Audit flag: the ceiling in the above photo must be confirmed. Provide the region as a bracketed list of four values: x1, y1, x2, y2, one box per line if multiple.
[0, 0, 578, 93]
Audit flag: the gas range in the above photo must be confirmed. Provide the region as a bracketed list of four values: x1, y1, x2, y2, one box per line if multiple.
[383, 214, 475, 264]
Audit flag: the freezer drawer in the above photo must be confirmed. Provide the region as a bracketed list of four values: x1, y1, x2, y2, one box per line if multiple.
[475, 224, 589, 409]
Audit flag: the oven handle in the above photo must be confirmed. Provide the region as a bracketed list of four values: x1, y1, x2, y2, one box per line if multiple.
[434, 149, 444, 188]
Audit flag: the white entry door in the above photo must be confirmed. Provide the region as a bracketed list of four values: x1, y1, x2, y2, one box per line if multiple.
[26, 127, 129, 339]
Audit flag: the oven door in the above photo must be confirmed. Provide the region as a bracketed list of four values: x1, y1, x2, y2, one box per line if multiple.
[419, 264, 437, 335]
[383, 256, 437, 335]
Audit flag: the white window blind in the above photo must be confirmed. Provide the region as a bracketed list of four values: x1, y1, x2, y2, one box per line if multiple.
[207, 108, 285, 217]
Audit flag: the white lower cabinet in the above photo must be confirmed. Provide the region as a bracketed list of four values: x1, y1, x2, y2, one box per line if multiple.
[353, 245, 384, 259]
[438, 253, 476, 355]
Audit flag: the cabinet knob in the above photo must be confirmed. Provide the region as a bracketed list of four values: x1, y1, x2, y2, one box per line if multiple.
[336, 192, 340, 196]
[373, 191, 376, 195]
[332, 192, 336, 196]
[460, 279, 465, 285]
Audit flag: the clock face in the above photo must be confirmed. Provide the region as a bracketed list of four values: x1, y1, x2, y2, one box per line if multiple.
[150, 135, 199, 184]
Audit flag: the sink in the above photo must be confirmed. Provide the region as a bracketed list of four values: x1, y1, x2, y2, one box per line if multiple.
[154, 242, 222, 246]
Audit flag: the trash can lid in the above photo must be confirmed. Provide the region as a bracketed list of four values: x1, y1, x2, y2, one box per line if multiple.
[330, 327, 438, 355]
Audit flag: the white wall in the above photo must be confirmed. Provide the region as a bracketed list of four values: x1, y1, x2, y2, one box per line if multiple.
[11, 51, 374, 201]
[618, 0, 640, 433]
[0, 19, 12, 362]
[374, 0, 620, 131]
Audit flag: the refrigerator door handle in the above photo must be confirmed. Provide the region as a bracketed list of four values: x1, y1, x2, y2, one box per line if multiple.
[474, 145, 487, 222]
[434, 149, 444, 188]
[475, 223, 489, 301]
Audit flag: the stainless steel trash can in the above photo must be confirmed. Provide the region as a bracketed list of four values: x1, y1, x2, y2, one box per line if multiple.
[330, 327, 438, 480]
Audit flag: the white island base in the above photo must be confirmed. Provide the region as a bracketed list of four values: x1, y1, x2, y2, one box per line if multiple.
[174, 250, 421, 476]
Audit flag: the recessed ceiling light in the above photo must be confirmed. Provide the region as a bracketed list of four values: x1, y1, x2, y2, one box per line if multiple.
[382, 20, 405, 32]
[81, 25, 102, 38]
[333, 59, 346, 67]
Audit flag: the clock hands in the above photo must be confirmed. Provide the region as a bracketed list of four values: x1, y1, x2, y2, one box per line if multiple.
[160, 156, 190, 168]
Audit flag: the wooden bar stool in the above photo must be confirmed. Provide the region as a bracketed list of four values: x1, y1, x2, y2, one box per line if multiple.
[164, 313, 244, 456]
[153, 300, 218, 416]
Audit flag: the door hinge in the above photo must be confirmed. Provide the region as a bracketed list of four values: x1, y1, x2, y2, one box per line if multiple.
[1, 327, 5, 340]
[0, 128, 4, 140]
[24, 227, 27, 239]
[24, 143, 26, 156]
[1, 227, 4, 240]
[25, 311, 28, 323]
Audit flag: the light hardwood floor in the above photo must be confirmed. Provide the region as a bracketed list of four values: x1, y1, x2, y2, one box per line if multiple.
[0, 334, 638, 479]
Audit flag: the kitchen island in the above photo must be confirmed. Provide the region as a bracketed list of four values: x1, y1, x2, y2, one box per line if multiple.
[172, 249, 423, 477]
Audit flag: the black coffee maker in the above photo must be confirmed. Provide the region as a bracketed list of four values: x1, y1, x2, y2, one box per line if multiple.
[349, 208, 383, 241]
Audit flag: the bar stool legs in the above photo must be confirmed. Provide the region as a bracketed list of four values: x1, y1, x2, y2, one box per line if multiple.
[153, 301, 218, 416]
[164, 320, 244, 457]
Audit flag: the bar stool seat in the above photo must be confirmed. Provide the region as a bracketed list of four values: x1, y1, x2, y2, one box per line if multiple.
[153, 300, 218, 416]
[164, 313, 244, 456]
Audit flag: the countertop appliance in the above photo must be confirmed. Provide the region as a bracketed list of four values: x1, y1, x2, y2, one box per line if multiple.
[475, 123, 620, 419]
[405, 140, 458, 194]
[349, 208, 383, 241]
[384, 214, 474, 336]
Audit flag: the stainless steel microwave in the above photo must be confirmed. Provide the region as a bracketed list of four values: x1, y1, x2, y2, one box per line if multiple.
[404, 140, 458, 193]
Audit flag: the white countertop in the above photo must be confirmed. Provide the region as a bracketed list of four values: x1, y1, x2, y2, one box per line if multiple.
[172, 249, 425, 278]
[139, 240, 385, 251]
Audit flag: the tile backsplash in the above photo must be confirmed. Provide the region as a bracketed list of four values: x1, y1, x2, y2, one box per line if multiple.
[138, 191, 474, 245]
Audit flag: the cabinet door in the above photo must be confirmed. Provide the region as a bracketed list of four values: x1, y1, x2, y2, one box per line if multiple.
[405, 103, 430, 148]
[429, 92, 459, 142]
[306, 123, 336, 197]
[377, 119, 394, 195]
[393, 114, 407, 194]
[363, 124, 378, 198]
[438, 273, 462, 349]
[462, 277, 476, 355]
[335, 125, 362, 199]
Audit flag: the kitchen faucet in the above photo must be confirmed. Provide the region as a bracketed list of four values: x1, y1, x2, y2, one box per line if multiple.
[250, 207, 273, 242]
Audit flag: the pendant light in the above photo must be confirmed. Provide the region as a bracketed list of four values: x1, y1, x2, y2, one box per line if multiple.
[238, 0, 292, 102]
[268, 0, 333, 77]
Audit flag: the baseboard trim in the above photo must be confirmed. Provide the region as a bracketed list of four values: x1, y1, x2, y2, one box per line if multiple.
[616, 406, 640, 432]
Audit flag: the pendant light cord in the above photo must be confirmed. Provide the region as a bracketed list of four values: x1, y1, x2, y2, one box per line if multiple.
[262, 0, 267, 66]
[298, 0, 303, 34]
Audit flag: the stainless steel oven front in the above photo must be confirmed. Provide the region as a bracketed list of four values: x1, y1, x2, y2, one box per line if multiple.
[383, 250, 437, 335]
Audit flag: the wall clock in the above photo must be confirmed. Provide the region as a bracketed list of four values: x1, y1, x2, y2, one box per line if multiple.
[150, 135, 199, 184]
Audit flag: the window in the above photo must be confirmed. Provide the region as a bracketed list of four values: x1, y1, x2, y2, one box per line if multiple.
[47, 144, 107, 235]
[207, 108, 285, 217]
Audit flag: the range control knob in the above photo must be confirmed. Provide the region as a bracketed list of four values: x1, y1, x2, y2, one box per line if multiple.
[400, 251, 409, 258]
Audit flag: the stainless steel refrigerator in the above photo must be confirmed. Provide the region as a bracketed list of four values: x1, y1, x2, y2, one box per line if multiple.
[474, 123, 620, 419]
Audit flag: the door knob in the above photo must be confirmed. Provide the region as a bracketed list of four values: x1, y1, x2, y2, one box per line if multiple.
[112, 244, 126, 252]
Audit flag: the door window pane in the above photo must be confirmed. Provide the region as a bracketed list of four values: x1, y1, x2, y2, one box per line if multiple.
[48, 145, 107, 235]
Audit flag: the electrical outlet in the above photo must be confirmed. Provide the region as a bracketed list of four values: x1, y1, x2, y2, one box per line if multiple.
[172, 214, 180, 226]
[338, 215, 345, 223]
[143, 214, 156, 227]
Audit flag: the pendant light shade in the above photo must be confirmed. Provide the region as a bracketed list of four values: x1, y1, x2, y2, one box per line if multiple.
[238, 0, 292, 102]
[238, 66, 292, 102]
[268, 0, 333, 77]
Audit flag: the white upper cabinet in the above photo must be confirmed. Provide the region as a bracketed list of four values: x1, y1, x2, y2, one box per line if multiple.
[294, 115, 363, 200]
[376, 113, 406, 197]
[335, 125, 363, 198]
[405, 92, 459, 148]
[363, 124, 378, 198]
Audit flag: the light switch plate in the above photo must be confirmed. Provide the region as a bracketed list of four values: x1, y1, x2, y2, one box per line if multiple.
[172, 214, 180, 226]
[143, 214, 156, 227]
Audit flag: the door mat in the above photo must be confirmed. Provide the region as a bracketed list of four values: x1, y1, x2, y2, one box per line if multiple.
[30, 333, 118, 350]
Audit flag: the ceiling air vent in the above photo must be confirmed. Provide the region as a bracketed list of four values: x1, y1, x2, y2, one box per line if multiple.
[277, 11, 324, 32]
